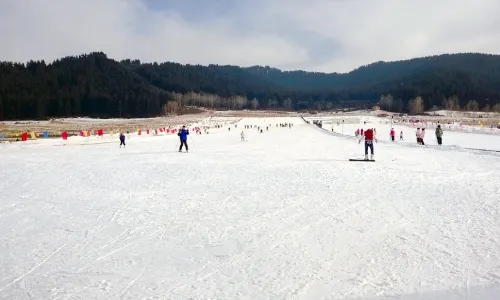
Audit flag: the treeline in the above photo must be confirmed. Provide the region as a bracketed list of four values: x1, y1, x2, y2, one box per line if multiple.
[379, 94, 500, 115]
[1, 52, 500, 119]
[0, 53, 171, 120]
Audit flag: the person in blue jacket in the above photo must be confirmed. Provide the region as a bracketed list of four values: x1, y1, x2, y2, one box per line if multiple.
[119, 132, 126, 148]
[178, 125, 189, 152]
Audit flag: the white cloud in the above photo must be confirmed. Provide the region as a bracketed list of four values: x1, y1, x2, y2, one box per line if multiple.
[1, 0, 499, 72]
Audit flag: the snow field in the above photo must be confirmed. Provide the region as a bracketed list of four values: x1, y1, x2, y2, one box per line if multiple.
[1, 116, 500, 299]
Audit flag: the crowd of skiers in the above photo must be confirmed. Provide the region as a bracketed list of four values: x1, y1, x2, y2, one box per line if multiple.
[356, 124, 446, 160]
[117, 120, 446, 153]
[238, 122, 293, 140]
[116, 121, 295, 150]
[356, 125, 444, 147]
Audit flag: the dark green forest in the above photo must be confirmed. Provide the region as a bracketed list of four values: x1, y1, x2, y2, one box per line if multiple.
[1, 52, 500, 120]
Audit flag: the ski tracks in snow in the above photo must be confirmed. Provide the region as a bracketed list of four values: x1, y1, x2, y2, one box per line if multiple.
[2, 117, 500, 299]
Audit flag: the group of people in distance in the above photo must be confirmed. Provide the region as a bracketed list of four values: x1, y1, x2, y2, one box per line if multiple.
[415, 125, 444, 145]
[358, 124, 445, 160]
[115, 125, 190, 152]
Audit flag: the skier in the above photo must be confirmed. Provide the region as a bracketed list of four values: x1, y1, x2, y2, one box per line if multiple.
[420, 128, 426, 145]
[435, 125, 443, 145]
[359, 128, 377, 160]
[119, 132, 126, 148]
[390, 128, 395, 141]
[178, 125, 189, 152]
[240, 131, 245, 141]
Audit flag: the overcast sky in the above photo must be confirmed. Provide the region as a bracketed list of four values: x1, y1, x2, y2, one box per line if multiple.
[1, 0, 499, 73]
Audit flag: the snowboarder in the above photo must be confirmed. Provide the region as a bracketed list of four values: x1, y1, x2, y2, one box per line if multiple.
[178, 125, 189, 152]
[240, 131, 245, 141]
[119, 133, 126, 148]
[435, 125, 443, 145]
[359, 128, 377, 160]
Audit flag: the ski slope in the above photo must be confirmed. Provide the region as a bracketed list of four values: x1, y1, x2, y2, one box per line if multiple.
[1, 117, 500, 300]
[314, 117, 500, 152]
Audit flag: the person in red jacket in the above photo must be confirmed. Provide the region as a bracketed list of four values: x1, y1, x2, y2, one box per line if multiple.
[390, 128, 395, 141]
[359, 128, 377, 160]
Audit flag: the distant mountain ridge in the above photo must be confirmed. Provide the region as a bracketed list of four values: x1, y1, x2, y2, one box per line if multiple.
[1, 52, 500, 120]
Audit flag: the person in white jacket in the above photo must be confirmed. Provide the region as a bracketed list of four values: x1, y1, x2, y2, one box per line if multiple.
[416, 128, 421, 144]
[240, 131, 245, 141]
[420, 128, 426, 145]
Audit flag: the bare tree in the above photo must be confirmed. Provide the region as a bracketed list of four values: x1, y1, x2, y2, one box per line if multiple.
[170, 92, 183, 106]
[267, 98, 278, 109]
[465, 100, 479, 111]
[163, 101, 179, 116]
[408, 96, 424, 115]
[443, 96, 460, 111]
[379, 94, 393, 111]
[250, 98, 259, 109]
[283, 98, 293, 110]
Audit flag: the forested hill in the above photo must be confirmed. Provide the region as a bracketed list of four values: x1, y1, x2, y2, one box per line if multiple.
[0, 53, 170, 120]
[1, 52, 500, 120]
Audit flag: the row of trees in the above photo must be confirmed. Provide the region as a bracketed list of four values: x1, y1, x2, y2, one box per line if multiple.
[168, 92, 260, 110]
[381, 93, 500, 115]
[2, 52, 500, 119]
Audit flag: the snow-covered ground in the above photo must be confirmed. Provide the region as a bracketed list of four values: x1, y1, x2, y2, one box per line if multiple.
[1, 117, 500, 299]
[309, 116, 500, 152]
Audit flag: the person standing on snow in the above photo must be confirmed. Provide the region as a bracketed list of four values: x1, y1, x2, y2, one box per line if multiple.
[359, 128, 377, 160]
[240, 131, 245, 141]
[435, 125, 443, 145]
[400, 131, 404, 140]
[416, 128, 421, 144]
[420, 128, 426, 145]
[178, 125, 189, 152]
[119, 132, 126, 148]
[390, 128, 395, 141]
